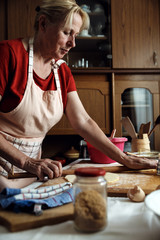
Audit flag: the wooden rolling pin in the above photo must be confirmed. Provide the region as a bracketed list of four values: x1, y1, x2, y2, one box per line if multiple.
[8, 165, 157, 179]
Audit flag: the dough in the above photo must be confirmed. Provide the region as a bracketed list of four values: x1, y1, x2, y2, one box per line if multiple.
[65, 175, 76, 183]
[64, 172, 119, 184]
[104, 172, 119, 183]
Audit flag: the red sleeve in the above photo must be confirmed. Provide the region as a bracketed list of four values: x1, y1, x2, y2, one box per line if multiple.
[0, 41, 16, 96]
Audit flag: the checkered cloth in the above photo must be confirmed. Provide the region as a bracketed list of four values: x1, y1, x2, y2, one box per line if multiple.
[0, 182, 73, 214]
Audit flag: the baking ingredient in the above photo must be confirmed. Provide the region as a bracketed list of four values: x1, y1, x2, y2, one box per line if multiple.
[65, 172, 119, 184]
[104, 172, 119, 183]
[127, 185, 145, 202]
[65, 175, 76, 183]
[74, 190, 107, 232]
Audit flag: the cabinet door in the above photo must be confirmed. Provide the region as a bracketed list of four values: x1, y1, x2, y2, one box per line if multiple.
[0, 0, 6, 41]
[48, 74, 111, 135]
[7, 0, 41, 39]
[111, 0, 160, 68]
[112, 74, 160, 151]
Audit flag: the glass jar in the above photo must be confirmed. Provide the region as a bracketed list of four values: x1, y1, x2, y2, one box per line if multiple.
[73, 167, 107, 233]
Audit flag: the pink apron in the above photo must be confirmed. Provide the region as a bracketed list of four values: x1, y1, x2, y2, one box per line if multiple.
[0, 38, 64, 176]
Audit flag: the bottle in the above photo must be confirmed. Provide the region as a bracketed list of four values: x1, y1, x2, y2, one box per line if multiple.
[73, 167, 107, 232]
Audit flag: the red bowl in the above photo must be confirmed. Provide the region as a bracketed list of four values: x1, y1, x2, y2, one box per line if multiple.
[87, 137, 128, 164]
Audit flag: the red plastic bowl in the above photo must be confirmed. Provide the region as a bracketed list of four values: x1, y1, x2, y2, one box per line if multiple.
[87, 137, 128, 164]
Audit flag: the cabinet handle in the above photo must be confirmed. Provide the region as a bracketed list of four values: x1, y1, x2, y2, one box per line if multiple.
[153, 51, 158, 66]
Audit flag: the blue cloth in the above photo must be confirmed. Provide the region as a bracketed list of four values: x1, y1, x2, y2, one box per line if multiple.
[0, 187, 74, 213]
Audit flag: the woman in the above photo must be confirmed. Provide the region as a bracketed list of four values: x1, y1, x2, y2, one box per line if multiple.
[0, 0, 157, 191]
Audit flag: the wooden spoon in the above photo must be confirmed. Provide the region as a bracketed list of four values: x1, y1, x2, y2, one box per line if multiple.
[143, 121, 151, 134]
[138, 123, 145, 139]
[110, 129, 116, 139]
[148, 115, 160, 137]
[121, 116, 137, 138]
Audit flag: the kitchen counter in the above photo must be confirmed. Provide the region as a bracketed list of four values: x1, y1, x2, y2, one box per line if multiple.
[0, 159, 159, 239]
[0, 196, 159, 240]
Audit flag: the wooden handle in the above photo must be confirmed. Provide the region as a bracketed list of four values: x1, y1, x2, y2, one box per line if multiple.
[8, 166, 157, 179]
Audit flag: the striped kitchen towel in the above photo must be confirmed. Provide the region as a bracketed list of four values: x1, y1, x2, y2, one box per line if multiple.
[0, 182, 73, 214]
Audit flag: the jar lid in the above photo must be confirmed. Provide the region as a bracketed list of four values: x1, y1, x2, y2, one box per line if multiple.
[75, 167, 106, 177]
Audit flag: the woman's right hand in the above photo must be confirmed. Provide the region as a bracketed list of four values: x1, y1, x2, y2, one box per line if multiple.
[121, 154, 158, 170]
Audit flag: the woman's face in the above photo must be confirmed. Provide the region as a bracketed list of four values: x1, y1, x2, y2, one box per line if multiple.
[43, 12, 83, 60]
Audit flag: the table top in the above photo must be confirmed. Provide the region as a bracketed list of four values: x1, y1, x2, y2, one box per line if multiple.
[0, 196, 159, 240]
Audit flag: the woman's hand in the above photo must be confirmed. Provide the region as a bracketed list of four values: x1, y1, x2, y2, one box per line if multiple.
[122, 155, 158, 170]
[23, 158, 62, 180]
[65, 92, 158, 171]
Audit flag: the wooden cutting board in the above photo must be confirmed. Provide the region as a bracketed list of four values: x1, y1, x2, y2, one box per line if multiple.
[0, 202, 74, 232]
[0, 167, 160, 232]
[0, 177, 74, 232]
[107, 172, 160, 196]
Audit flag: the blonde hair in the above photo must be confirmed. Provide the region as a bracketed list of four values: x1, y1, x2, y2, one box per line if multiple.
[34, 0, 89, 32]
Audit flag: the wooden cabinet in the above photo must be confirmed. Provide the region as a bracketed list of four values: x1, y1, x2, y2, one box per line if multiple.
[48, 73, 111, 135]
[1, 0, 160, 150]
[68, 0, 111, 69]
[0, 0, 7, 41]
[7, 0, 40, 40]
[112, 73, 160, 150]
[0, 0, 41, 40]
[111, 0, 160, 68]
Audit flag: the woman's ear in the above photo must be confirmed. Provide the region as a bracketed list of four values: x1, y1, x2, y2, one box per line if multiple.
[39, 15, 48, 32]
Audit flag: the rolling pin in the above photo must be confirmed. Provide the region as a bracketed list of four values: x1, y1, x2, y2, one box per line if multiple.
[8, 165, 157, 179]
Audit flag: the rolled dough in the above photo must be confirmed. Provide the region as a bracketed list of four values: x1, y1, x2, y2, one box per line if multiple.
[64, 172, 119, 184]
[104, 172, 119, 183]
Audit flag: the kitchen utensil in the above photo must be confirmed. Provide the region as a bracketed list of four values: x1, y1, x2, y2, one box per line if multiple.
[87, 137, 127, 164]
[125, 151, 160, 159]
[143, 121, 151, 134]
[131, 134, 150, 152]
[110, 129, 116, 139]
[8, 164, 157, 179]
[138, 123, 145, 139]
[121, 116, 137, 138]
[148, 115, 160, 137]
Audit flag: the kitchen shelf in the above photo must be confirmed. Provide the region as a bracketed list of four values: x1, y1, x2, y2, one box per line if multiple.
[77, 36, 107, 40]
[67, 0, 111, 69]
[122, 104, 150, 107]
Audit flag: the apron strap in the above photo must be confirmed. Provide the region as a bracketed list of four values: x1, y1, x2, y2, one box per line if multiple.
[51, 59, 66, 89]
[28, 38, 34, 79]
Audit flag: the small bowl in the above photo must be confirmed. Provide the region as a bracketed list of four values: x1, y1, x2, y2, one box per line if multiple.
[64, 146, 80, 159]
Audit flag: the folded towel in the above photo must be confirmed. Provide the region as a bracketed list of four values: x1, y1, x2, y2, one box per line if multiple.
[0, 182, 73, 214]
